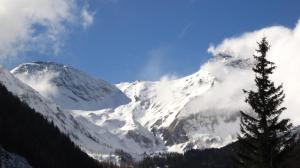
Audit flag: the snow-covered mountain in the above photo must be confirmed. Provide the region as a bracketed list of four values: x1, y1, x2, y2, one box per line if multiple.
[8, 54, 255, 158]
[0, 65, 163, 163]
[114, 54, 253, 152]
[11, 62, 130, 111]
[0, 66, 122, 158]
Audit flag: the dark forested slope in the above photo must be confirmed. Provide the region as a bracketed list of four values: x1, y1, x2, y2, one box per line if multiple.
[0, 84, 117, 168]
[137, 137, 300, 168]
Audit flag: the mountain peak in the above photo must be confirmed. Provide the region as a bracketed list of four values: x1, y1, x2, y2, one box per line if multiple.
[11, 61, 131, 110]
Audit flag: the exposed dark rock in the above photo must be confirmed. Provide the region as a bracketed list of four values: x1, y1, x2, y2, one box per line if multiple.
[126, 130, 153, 148]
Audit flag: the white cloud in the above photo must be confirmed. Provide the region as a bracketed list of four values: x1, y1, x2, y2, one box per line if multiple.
[207, 25, 292, 58]
[81, 7, 94, 29]
[0, 0, 94, 61]
[174, 58, 254, 123]
[14, 70, 59, 99]
[154, 75, 178, 104]
[207, 20, 300, 125]
[139, 47, 172, 81]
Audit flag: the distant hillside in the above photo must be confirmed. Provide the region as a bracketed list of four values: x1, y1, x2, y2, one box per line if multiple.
[0, 83, 117, 168]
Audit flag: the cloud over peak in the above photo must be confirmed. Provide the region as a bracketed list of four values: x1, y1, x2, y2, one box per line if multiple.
[207, 19, 300, 124]
[207, 25, 293, 58]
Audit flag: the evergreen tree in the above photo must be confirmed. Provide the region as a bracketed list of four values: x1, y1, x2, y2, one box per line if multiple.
[236, 38, 296, 168]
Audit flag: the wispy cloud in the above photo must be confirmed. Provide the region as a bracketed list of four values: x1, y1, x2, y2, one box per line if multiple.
[178, 23, 193, 39]
[138, 46, 173, 81]
[14, 70, 59, 99]
[189, 0, 198, 4]
[81, 7, 95, 29]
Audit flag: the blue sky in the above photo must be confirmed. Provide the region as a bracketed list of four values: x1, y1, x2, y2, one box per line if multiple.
[10, 0, 300, 83]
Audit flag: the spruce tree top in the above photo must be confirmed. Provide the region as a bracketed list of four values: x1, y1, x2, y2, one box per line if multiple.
[237, 38, 295, 168]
